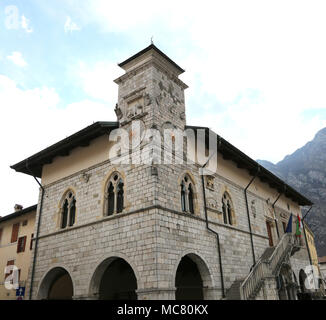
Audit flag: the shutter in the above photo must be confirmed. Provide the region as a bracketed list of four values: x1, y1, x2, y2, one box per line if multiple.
[11, 223, 20, 243]
[22, 236, 26, 252]
[5, 260, 15, 280]
[0, 228, 2, 243]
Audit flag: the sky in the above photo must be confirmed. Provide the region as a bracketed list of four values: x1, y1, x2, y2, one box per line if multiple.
[1, 0, 326, 215]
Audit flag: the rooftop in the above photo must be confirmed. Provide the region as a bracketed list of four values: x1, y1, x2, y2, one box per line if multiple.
[118, 43, 185, 74]
[0, 204, 37, 224]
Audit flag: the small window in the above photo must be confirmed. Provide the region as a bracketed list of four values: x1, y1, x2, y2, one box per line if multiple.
[282, 221, 287, 233]
[104, 173, 124, 216]
[22, 220, 28, 226]
[0, 228, 3, 244]
[180, 174, 195, 214]
[60, 191, 76, 229]
[17, 236, 27, 253]
[222, 192, 235, 225]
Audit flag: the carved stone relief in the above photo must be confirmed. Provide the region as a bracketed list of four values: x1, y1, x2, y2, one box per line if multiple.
[251, 200, 256, 218]
[206, 176, 215, 191]
[206, 197, 218, 210]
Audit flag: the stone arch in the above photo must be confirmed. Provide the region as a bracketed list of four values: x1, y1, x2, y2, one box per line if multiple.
[88, 253, 140, 300]
[172, 251, 214, 300]
[37, 265, 75, 300]
[278, 262, 297, 300]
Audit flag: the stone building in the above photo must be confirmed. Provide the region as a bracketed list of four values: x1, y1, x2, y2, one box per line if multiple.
[0, 204, 36, 300]
[11, 44, 316, 300]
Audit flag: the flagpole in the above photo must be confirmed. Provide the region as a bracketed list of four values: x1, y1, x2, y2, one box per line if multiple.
[302, 205, 313, 221]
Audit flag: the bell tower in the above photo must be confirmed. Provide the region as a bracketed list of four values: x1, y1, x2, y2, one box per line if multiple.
[114, 44, 188, 132]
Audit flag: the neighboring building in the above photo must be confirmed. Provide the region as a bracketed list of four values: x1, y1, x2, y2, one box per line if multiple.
[11, 44, 316, 300]
[319, 256, 326, 282]
[0, 205, 36, 300]
[304, 223, 325, 297]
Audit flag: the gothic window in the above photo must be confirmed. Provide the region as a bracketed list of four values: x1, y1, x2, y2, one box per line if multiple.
[105, 172, 124, 216]
[188, 184, 194, 214]
[222, 192, 234, 225]
[180, 174, 195, 214]
[60, 191, 76, 229]
[181, 181, 186, 212]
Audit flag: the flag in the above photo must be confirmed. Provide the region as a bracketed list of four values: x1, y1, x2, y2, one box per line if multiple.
[285, 214, 293, 233]
[296, 214, 303, 237]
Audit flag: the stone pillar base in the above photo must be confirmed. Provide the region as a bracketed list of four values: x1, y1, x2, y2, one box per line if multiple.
[73, 293, 100, 300]
[136, 288, 176, 300]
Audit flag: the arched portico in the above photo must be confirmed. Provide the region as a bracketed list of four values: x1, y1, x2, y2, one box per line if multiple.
[37, 267, 74, 300]
[89, 255, 139, 300]
[173, 252, 214, 300]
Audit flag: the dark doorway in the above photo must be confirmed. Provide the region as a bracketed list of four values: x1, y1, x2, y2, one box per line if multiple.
[266, 221, 274, 247]
[99, 258, 137, 300]
[48, 272, 73, 300]
[175, 256, 204, 300]
[299, 269, 307, 293]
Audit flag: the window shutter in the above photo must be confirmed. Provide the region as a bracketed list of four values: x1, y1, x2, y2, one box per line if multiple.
[5, 260, 15, 280]
[22, 236, 26, 252]
[0, 228, 2, 243]
[11, 223, 20, 243]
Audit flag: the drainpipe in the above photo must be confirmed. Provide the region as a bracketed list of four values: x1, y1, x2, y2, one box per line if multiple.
[200, 137, 225, 298]
[26, 159, 45, 300]
[272, 191, 283, 240]
[244, 166, 260, 266]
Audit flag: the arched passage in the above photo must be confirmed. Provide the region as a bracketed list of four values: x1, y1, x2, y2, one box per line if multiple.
[299, 269, 307, 294]
[38, 267, 74, 300]
[89, 257, 138, 300]
[174, 253, 213, 300]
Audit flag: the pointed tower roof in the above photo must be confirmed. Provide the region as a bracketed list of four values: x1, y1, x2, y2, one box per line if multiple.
[118, 44, 185, 75]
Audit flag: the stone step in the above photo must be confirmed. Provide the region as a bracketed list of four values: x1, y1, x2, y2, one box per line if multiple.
[225, 279, 243, 300]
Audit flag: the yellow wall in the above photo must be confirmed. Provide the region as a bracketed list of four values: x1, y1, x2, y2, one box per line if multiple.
[42, 135, 114, 185]
[0, 210, 36, 300]
[304, 223, 319, 268]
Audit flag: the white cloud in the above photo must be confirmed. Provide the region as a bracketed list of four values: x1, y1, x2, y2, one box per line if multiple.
[64, 16, 81, 33]
[0, 75, 116, 216]
[7, 51, 27, 67]
[21, 15, 33, 33]
[71, 60, 121, 103]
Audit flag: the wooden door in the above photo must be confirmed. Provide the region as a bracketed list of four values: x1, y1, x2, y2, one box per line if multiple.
[266, 221, 274, 247]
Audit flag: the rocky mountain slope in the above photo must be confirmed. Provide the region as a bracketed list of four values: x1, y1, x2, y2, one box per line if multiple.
[258, 127, 326, 256]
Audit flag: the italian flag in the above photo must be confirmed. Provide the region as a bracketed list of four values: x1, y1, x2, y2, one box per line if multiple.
[296, 215, 303, 237]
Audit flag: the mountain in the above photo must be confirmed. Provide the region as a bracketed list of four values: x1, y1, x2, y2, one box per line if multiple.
[258, 127, 326, 257]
